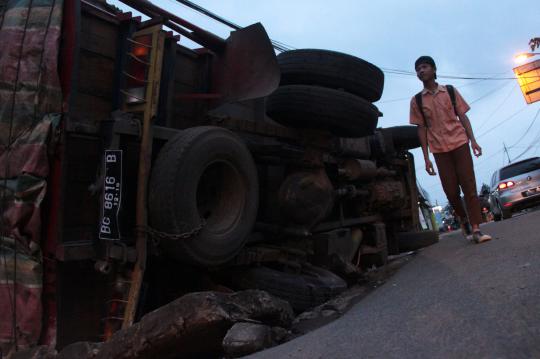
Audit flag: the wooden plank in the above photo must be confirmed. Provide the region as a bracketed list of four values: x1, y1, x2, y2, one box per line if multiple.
[80, 13, 118, 58]
[122, 25, 165, 330]
[70, 92, 113, 130]
[78, 49, 115, 98]
[62, 135, 101, 235]
[173, 54, 203, 87]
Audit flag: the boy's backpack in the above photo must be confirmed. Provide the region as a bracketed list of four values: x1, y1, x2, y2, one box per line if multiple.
[415, 84, 458, 127]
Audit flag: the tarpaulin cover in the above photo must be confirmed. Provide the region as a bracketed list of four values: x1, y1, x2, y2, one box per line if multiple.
[0, 0, 63, 353]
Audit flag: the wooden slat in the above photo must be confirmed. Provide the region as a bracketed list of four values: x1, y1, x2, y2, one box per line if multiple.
[78, 49, 115, 98]
[70, 92, 113, 130]
[80, 13, 118, 58]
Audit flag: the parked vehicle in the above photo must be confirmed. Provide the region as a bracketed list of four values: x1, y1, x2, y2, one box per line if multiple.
[479, 185, 493, 222]
[439, 216, 460, 233]
[0, 0, 439, 352]
[489, 157, 540, 221]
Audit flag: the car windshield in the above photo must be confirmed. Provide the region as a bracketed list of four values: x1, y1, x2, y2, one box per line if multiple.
[500, 157, 540, 180]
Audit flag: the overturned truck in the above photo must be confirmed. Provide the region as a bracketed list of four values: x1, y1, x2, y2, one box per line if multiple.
[0, 0, 437, 353]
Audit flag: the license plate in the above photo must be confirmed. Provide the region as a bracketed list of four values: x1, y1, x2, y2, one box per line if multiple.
[99, 150, 123, 240]
[523, 187, 540, 197]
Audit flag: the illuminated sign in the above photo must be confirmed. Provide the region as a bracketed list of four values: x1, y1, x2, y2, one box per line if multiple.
[514, 59, 540, 104]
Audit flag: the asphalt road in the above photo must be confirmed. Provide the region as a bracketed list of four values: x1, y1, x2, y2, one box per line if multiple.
[247, 209, 540, 359]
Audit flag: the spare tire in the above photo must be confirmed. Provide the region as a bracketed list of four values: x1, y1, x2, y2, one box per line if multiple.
[149, 126, 259, 266]
[230, 265, 347, 311]
[278, 49, 384, 102]
[383, 125, 420, 150]
[397, 230, 439, 252]
[266, 85, 379, 138]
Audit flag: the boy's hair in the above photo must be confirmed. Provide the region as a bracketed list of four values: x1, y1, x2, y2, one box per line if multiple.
[415, 56, 437, 79]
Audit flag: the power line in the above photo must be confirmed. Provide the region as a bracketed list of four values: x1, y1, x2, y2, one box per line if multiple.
[382, 67, 536, 81]
[507, 106, 540, 149]
[473, 115, 540, 180]
[474, 148, 505, 169]
[475, 82, 517, 131]
[173, 0, 294, 52]
[510, 126, 540, 162]
[379, 78, 490, 104]
[382, 67, 509, 77]
[476, 106, 530, 139]
[468, 82, 512, 105]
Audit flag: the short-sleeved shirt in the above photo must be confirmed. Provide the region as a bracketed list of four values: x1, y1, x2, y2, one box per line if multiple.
[409, 84, 470, 153]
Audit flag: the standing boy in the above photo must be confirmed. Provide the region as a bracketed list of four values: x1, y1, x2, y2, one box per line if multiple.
[410, 56, 491, 243]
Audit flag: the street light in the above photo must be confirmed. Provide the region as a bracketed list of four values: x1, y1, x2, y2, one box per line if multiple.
[514, 52, 540, 64]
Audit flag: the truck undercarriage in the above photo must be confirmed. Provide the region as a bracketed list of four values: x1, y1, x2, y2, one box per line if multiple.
[0, 0, 438, 355]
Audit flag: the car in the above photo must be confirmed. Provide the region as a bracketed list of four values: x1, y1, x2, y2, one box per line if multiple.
[478, 186, 493, 222]
[488, 157, 540, 221]
[439, 215, 460, 232]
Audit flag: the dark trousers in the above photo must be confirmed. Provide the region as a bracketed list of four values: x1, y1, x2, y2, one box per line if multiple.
[433, 143, 482, 226]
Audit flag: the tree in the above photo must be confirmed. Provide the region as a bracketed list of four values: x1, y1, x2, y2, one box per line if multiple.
[530, 37, 540, 51]
[479, 183, 490, 197]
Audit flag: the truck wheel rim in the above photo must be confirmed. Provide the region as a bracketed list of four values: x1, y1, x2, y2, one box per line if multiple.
[196, 160, 245, 235]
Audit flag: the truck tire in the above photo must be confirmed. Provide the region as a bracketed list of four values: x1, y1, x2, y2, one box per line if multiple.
[277, 49, 384, 102]
[397, 230, 439, 252]
[231, 265, 347, 311]
[266, 85, 379, 138]
[383, 125, 420, 150]
[360, 249, 388, 269]
[149, 126, 259, 266]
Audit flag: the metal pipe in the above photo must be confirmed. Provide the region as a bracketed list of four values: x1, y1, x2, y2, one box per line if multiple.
[119, 0, 226, 50]
[254, 222, 311, 237]
[173, 0, 290, 52]
[118, 0, 204, 44]
[175, 0, 241, 30]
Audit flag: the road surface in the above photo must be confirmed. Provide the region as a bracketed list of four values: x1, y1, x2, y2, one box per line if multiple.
[247, 209, 540, 359]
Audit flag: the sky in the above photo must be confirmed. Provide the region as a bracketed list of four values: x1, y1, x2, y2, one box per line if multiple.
[112, 0, 540, 206]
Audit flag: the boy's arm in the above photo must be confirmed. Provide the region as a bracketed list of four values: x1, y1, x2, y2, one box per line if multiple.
[417, 125, 436, 175]
[458, 113, 482, 157]
[410, 97, 436, 175]
[454, 87, 482, 157]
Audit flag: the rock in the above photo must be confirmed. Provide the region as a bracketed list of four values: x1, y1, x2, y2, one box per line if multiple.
[228, 290, 294, 327]
[93, 290, 293, 359]
[293, 311, 318, 323]
[326, 254, 362, 283]
[57, 342, 102, 359]
[291, 285, 371, 335]
[222, 323, 272, 357]
[320, 309, 338, 317]
[270, 327, 289, 344]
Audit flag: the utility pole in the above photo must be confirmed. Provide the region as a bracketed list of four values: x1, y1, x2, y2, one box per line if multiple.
[503, 142, 512, 164]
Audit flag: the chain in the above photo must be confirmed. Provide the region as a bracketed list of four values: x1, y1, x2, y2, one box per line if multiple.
[136, 220, 206, 244]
